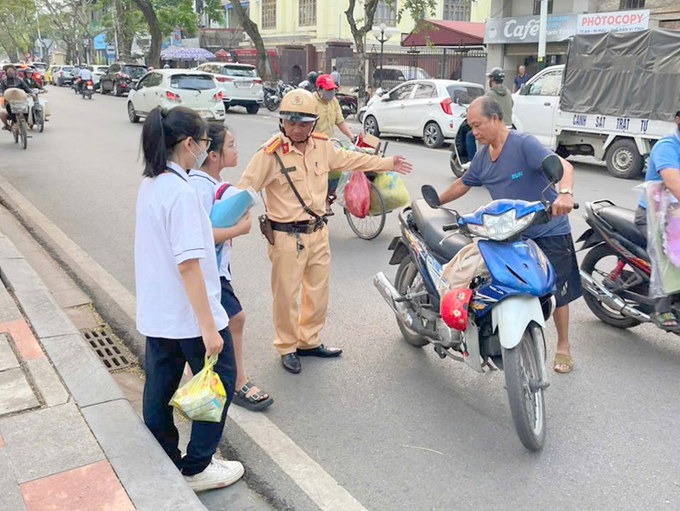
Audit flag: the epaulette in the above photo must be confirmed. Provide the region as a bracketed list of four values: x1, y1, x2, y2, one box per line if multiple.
[264, 137, 282, 154]
[311, 132, 329, 140]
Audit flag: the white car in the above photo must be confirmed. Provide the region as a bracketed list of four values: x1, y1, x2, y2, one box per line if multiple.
[195, 62, 264, 114]
[92, 66, 109, 87]
[362, 79, 485, 148]
[126, 70, 226, 123]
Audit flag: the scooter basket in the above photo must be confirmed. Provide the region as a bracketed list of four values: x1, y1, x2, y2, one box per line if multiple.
[8, 101, 28, 114]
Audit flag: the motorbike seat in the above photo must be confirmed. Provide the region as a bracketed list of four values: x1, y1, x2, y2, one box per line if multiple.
[596, 205, 646, 248]
[411, 199, 471, 262]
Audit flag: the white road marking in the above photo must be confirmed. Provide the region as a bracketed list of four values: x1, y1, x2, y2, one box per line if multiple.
[0, 174, 367, 511]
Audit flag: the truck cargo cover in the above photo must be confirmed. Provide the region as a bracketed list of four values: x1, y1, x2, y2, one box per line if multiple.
[560, 29, 680, 122]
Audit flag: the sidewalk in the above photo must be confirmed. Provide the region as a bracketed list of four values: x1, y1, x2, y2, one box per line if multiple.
[0, 213, 272, 510]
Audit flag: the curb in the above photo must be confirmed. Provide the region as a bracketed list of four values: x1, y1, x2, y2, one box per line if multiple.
[0, 233, 206, 511]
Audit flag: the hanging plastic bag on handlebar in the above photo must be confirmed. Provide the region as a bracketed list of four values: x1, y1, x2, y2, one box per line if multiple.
[372, 172, 410, 212]
[641, 181, 680, 297]
[335, 171, 351, 208]
[344, 171, 371, 218]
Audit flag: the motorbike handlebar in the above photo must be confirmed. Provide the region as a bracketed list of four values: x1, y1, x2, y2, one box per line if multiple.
[443, 224, 458, 232]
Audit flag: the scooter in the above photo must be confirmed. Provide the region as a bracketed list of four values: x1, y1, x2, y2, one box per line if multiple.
[26, 89, 47, 133]
[577, 199, 671, 330]
[337, 89, 358, 119]
[374, 155, 569, 451]
[81, 80, 94, 100]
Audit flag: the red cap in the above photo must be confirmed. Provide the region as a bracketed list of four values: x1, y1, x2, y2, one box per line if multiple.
[316, 74, 338, 90]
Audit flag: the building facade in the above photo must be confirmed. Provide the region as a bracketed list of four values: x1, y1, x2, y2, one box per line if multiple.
[484, 0, 675, 87]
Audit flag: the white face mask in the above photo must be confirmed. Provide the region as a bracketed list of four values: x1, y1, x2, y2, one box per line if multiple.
[190, 139, 209, 168]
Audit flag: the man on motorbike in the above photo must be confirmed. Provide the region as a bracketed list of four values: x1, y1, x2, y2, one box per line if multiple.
[77, 66, 93, 93]
[634, 110, 680, 330]
[438, 96, 580, 373]
[22, 68, 45, 91]
[0, 64, 32, 131]
[314, 74, 354, 141]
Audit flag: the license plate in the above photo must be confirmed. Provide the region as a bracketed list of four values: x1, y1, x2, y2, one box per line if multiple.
[235, 81, 252, 88]
[87, 86, 93, 90]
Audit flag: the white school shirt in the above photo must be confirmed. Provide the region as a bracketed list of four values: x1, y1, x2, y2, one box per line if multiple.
[135, 161, 228, 339]
[188, 169, 240, 281]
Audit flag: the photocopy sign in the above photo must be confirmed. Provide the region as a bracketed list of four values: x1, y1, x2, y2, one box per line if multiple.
[484, 14, 578, 44]
[577, 10, 650, 34]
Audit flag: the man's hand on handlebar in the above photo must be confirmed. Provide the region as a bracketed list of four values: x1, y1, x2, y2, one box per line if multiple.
[551, 193, 574, 216]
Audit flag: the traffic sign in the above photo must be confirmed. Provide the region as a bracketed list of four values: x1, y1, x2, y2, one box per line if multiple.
[106, 45, 116, 59]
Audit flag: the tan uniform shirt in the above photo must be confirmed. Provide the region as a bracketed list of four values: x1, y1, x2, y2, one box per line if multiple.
[237, 133, 394, 223]
[314, 95, 344, 138]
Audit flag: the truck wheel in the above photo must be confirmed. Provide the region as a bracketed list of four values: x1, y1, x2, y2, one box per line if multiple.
[606, 139, 643, 179]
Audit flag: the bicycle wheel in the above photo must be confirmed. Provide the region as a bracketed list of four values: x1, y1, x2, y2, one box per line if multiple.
[344, 181, 386, 240]
[20, 120, 27, 150]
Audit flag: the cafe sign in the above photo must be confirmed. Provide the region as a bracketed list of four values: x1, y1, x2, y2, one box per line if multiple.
[484, 10, 650, 44]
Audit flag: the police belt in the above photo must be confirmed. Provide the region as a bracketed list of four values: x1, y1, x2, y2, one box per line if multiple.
[270, 217, 328, 234]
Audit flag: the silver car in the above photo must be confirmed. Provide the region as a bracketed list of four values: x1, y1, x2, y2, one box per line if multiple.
[55, 65, 75, 86]
[196, 62, 264, 114]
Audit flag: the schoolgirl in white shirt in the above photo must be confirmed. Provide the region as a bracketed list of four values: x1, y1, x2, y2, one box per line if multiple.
[188, 123, 273, 412]
[134, 106, 242, 492]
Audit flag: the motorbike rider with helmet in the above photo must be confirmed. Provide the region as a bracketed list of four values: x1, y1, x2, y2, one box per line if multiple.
[235, 89, 412, 374]
[298, 71, 318, 92]
[634, 110, 680, 330]
[77, 65, 93, 94]
[0, 64, 33, 131]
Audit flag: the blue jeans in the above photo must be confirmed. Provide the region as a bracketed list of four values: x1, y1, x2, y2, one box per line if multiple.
[143, 329, 236, 476]
[465, 131, 477, 161]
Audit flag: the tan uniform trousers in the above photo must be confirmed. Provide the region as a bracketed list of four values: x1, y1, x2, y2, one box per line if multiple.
[267, 227, 331, 355]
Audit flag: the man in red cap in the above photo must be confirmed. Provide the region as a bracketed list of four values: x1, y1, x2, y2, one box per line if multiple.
[314, 74, 354, 141]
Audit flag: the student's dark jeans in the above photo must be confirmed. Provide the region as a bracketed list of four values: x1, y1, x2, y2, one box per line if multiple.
[143, 329, 236, 476]
[635, 206, 673, 315]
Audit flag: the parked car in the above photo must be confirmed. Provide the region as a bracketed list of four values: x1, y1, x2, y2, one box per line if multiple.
[54, 65, 75, 86]
[372, 65, 431, 91]
[195, 62, 264, 114]
[126, 69, 226, 123]
[30, 62, 48, 74]
[362, 79, 484, 149]
[45, 65, 59, 84]
[100, 62, 148, 96]
[91, 65, 108, 89]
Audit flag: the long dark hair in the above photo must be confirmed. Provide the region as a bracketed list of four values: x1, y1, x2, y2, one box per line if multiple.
[141, 106, 207, 177]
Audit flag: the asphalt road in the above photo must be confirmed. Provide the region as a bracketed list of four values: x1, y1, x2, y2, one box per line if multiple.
[2, 86, 680, 511]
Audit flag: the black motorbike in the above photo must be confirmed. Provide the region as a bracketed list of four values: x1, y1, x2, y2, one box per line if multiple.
[264, 80, 294, 112]
[337, 89, 358, 119]
[577, 200, 673, 331]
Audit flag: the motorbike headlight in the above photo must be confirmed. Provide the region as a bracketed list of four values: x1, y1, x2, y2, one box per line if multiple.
[467, 210, 536, 241]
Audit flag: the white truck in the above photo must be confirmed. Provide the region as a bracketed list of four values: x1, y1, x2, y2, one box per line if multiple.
[512, 29, 679, 179]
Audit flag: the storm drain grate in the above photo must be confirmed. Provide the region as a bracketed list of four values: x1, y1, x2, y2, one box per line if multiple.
[81, 327, 131, 371]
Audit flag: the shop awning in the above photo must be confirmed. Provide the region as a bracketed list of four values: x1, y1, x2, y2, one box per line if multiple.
[401, 20, 485, 47]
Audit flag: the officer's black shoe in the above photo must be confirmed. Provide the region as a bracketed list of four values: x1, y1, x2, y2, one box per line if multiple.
[281, 353, 301, 374]
[296, 344, 343, 358]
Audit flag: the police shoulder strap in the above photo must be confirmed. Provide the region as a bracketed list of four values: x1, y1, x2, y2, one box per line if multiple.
[272, 151, 323, 223]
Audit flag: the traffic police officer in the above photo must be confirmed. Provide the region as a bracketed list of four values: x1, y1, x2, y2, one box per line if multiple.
[237, 89, 412, 373]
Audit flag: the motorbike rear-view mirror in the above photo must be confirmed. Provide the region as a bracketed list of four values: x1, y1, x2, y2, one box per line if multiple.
[422, 185, 441, 209]
[541, 154, 563, 184]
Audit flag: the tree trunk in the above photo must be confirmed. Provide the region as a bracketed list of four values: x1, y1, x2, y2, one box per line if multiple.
[228, 0, 269, 79]
[132, 0, 162, 68]
[345, 0, 379, 104]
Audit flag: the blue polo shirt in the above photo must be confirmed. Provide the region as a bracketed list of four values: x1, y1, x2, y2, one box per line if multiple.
[639, 131, 680, 209]
[462, 130, 570, 239]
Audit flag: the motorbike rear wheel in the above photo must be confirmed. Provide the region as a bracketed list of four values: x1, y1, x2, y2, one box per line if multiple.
[394, 258, 429, 347]
[581, 244, 642, 328]
[503, 325, 546, 452]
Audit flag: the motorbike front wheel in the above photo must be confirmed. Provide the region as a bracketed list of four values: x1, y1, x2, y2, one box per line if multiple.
[580, 244, 642, 328]
[265, 98, 279, 112]
[19, 119, 27, 150]
[394, 258, 429, 347]
[503, 325, 546, 452]
[35, 110, 44, 133]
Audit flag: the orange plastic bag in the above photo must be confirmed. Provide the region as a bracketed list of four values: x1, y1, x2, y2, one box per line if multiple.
[344, 171, 370, 218]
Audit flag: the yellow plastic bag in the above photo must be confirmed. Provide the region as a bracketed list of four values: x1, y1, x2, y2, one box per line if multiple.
[371, 172, 410, 213]
[169, 355, 226, 422]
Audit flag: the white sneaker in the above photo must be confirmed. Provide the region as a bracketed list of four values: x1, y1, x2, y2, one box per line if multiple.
[184, 457, 244, 492]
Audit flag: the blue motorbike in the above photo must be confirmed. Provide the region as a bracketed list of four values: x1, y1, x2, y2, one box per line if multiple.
[374, 156, 567, 451]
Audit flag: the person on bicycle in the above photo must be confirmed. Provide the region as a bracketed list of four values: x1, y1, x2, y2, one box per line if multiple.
[0, 64, 32, 131]
[236, 89, 411, 374]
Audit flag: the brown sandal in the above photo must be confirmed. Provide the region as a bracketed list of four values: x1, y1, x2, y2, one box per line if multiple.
[553, 353, 573, 374]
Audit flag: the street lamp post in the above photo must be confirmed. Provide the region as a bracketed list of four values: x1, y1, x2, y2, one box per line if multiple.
[372, 23, 392, 89]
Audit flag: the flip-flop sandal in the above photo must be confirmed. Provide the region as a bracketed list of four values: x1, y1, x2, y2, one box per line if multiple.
[653, 312, 680, 332]
[553, 353, 573, 374]
[233, 381, 273, 412]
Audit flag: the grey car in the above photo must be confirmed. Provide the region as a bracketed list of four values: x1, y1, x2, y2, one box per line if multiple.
[55, 65, 75, 86]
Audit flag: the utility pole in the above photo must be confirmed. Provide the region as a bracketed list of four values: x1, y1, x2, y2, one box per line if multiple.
[112, 0, 121, 60]
[537, 0, 548, 71]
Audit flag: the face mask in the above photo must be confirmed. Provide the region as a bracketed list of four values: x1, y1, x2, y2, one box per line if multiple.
[190, 139, 209, 168]
[321, 89, 335, 101]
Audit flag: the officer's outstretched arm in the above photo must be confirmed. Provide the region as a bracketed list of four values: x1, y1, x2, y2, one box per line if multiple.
[236, 149, 272, 192]
[327, 143, 393, 173]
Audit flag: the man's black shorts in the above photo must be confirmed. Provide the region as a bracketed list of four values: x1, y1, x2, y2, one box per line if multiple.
[533, 234, 582, 308]
[220, 277, 243, 318]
